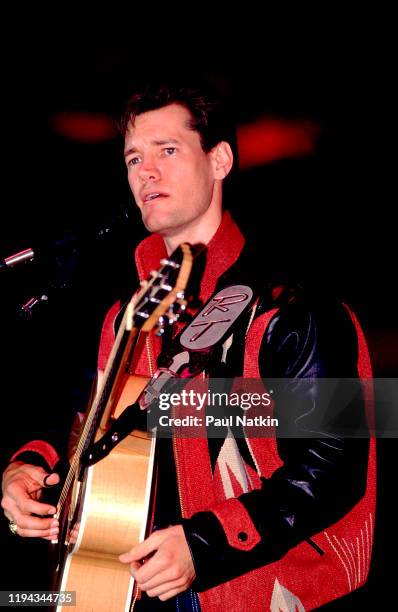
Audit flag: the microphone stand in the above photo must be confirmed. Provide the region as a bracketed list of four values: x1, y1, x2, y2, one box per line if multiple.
[19, 294, 50, 318]
[1, 207, 135, 320]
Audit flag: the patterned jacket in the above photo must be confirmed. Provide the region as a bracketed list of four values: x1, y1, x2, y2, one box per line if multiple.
[14, 212, 376, 611]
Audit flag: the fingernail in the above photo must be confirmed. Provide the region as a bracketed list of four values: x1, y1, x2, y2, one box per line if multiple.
[50, 527, 59, 535]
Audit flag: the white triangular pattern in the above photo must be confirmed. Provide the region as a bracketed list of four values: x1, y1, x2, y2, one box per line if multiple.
[270, 578, 305, 612]
[217, 432, 252, 498]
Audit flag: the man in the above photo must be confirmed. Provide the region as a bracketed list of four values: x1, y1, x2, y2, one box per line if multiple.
[1, 83, 375, 610]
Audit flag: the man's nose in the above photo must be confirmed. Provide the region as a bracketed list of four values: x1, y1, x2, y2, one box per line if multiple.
[139, 157, 161, 182]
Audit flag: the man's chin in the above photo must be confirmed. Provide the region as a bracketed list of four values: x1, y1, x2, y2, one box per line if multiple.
[143, 218, 167, 234]
[142, 214, 177, 236]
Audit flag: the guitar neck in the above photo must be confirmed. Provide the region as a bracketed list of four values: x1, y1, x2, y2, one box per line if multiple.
[80, 302, 139, 450]
[58, 301, 141, 512]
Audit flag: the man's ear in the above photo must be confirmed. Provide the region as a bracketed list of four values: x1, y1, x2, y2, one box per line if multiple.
[210, 141, 234, 179]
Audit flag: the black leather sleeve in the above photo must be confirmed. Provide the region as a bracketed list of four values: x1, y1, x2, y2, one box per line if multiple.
[182, 297, 370, 592]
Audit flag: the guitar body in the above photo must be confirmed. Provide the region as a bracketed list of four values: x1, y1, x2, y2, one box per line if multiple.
[54, 376, 155, 612]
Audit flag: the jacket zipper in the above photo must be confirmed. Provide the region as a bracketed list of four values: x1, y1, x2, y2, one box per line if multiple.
[145, 335, 155, 377]
[172, 411, 186, 518]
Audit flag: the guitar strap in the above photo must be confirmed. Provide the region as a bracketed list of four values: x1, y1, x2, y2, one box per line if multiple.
[83, 284, 255, 465]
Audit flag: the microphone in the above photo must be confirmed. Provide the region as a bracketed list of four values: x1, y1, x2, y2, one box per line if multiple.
[0, 248, 35, 270]
[2, 209, 133, 317]
[1, 207, 133, 271]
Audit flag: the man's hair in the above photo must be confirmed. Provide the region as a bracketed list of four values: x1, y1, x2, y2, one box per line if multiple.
[119, 81, 239, 202]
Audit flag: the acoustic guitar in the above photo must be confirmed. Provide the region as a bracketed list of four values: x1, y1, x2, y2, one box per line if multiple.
[52, 243, 192, 611]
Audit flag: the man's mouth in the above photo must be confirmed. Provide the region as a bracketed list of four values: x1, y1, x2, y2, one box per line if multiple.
[142, 192, 168, 203]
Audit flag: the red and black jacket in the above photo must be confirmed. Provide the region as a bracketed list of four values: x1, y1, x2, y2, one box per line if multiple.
[11, 212, 376, 611]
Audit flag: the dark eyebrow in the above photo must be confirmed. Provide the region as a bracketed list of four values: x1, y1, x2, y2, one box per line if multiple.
[124, 138, 180, 158]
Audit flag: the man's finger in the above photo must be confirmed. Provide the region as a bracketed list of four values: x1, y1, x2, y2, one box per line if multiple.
[14, 525, 59, 539]
[28, 469, 60, 489]
[126, 561, 141, 576]
[2, 495, 55, 520]
[158, 587, 184, 602]
[130, 553, 168, 585]
[43, 473, 60, 488]
[16, 465, 60, 490]
[139, 569, 184, 594]
[119, 530, 163, 563]
[17, 495, 57, 516]
[11, 512, 58, 532]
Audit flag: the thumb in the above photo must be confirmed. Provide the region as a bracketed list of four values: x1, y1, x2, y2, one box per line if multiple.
[42, 472, 60, 488]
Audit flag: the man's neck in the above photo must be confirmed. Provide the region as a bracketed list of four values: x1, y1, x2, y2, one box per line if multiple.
[163, 209, 223, 255]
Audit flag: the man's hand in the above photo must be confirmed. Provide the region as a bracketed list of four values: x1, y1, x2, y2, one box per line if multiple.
[119, 525, 195, 601]
[1, 462, 59, 540]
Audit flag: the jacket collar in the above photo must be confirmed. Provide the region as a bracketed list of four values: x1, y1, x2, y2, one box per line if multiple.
[134, 210, 245, 303]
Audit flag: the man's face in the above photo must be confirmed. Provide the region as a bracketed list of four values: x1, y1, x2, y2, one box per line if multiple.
[124, 104, 218, 240]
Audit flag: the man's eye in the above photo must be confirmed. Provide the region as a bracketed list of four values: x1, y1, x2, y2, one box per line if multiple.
[128, 157, 140, 166]
[164, 147, 176, 156]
